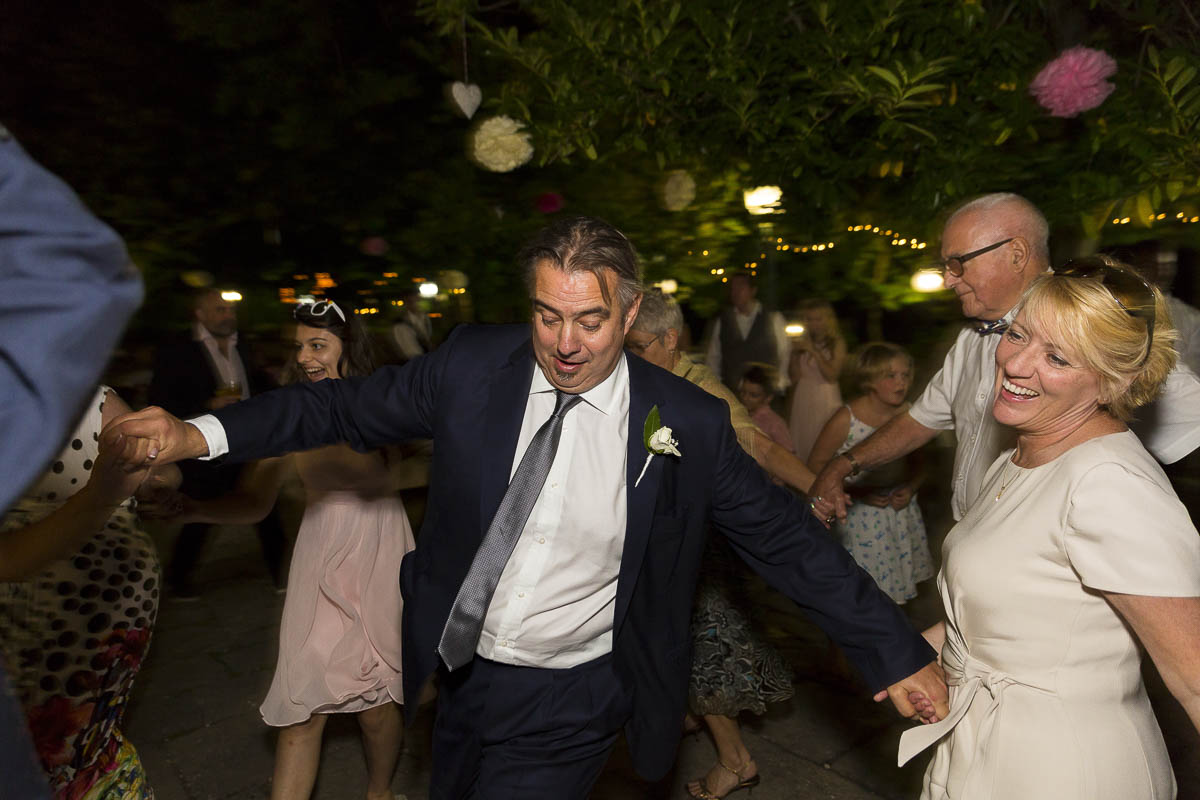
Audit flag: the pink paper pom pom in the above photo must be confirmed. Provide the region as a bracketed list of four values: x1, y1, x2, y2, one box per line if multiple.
[359, 236, 390, 256]
[1030, 46, 1118, 118]
[535, 192, 565, 213]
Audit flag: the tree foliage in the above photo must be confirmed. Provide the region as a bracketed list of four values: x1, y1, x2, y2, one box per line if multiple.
[5, 1, 1200, 337]
[421, 0, 1200, 262]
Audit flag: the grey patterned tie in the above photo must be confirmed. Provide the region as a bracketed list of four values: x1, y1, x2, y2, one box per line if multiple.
[437, 389, 584, 670]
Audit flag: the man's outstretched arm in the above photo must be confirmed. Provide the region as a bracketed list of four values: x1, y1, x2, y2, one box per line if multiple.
[101, 407, 212, 468]
[810, 411, 937, 523]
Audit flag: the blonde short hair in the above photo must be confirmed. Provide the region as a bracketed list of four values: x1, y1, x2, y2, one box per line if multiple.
[850, 342, 913, 395]
[1018, 256, 1177, 420]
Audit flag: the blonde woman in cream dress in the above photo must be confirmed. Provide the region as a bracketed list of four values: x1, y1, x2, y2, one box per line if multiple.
[900, 260, 1200, 799]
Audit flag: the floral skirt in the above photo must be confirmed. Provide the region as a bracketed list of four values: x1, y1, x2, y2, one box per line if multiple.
[62, 733, 153, 800]
[687, 543, 793, 717]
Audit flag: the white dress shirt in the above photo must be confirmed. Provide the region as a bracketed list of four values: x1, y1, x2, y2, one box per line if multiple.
[1167, 295, 1200, 376]
[194, 322, 250, 400]
[704, 301, 791, 391]
[910, 311, 1200, 520]
[477, 355, 630, 668]
[190, 354, 632, 669]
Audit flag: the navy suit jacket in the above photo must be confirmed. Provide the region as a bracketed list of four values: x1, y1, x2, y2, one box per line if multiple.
[149, 336, 273, 496]
[214, 323, 934, 779]
[148, 336, 271, 420]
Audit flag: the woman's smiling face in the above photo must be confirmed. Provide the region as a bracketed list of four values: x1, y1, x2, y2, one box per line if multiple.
[992, 312, 1102, 436]
[294, 323, 344, 381]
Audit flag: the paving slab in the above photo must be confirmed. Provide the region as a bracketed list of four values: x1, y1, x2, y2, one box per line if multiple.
[124, 513, 1200, 800]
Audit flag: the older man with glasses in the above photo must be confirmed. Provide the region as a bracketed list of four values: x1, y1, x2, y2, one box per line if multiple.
[811, 192, 1200, 524]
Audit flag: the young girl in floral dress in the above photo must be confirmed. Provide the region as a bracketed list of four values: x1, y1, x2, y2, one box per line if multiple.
[809, 343, 933, 603]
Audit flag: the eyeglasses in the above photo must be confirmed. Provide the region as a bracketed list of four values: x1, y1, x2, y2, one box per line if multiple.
[625, 333, 662, 355]
[294, 299, 346, 323]
[1054, 257, 1156, 366]
[939, 238, 1014, 277]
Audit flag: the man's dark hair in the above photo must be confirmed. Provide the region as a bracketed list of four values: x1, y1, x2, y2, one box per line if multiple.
[518, 216, 643, 314]
[191, 286, 223, 310]
[741, 362, 778, 390]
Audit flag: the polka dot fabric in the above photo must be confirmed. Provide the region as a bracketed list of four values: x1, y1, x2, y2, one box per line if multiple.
[1, 387, 158, 799]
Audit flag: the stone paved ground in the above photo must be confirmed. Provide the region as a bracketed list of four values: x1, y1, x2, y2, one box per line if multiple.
[126, 482, 1200, 800]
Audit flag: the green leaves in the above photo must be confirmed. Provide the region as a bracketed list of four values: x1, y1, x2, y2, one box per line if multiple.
[642, 405, 663, 453]
[397, 0, 1200, 311]
[866, 65, 902, 89]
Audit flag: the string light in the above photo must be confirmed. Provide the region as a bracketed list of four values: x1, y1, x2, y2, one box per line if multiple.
[1106, 209, 1198, 226]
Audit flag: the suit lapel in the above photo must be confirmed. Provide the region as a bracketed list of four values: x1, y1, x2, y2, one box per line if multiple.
[615, 355, 665, 635]
[479, 340, 535, 535]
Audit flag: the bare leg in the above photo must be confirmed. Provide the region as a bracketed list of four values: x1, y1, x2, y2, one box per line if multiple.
[358, 702, 403, 800]
[270, 714, 327, 800]
[686, 714, 758, 798]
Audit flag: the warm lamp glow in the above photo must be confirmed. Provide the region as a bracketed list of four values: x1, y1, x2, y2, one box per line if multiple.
[418, 282, 439, 298]
[785, 323, 806, 337]
[655, 279, 679, 294]
[220, 291, 243, 302]
[911, 269, 945, 293]
[743, 185, 783, 215]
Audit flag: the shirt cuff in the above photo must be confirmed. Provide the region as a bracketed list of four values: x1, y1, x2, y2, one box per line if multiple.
[188, 414, 229, 460]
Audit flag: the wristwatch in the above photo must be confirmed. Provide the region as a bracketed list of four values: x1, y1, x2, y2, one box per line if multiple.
[841, 451, 862, 478]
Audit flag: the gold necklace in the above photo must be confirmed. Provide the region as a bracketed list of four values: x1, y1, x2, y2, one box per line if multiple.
[994, 458, 1021, 501]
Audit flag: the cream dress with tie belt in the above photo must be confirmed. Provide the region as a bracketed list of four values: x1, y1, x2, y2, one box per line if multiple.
[900, 432, 1200, 799]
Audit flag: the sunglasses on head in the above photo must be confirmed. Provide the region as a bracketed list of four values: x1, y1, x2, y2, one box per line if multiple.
[1053, 257, 1156, 366]
[294, 299, 346, 323]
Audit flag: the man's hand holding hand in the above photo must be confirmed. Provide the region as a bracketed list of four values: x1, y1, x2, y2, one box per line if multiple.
[810, 459, 853, 524]
[874, 661, 949, 723]
[100, 406, 210, 470]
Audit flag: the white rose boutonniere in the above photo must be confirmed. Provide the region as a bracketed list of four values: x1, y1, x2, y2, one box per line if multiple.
[647, 426, 681, 457]
[635, 405, 681, 488]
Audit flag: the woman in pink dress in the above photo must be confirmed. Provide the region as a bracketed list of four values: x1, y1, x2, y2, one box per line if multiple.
[788, 300, 846, 462]
[156, 299, 414, 800]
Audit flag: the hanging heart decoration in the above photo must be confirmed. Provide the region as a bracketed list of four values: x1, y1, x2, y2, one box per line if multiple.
[450, 81, 482, 119]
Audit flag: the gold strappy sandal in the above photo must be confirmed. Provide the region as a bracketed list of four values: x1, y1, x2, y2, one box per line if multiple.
[685, 759, 761, 799]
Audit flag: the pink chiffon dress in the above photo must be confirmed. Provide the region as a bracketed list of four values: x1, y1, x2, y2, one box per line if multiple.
[789, 347, 842, 462]
[260, 445, 415, 726]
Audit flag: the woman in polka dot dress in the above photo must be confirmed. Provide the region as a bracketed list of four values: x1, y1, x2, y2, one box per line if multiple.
[0, 386, 179, 799]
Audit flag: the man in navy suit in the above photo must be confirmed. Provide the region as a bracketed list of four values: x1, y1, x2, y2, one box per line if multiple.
[107, 217, 946, 798]
[148, 288, 285, 598]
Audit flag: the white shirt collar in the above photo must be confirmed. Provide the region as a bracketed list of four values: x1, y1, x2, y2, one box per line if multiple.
[192, 321, 238, 347]
[733, 300, 762, 319]
[529, 352, 628, 417]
